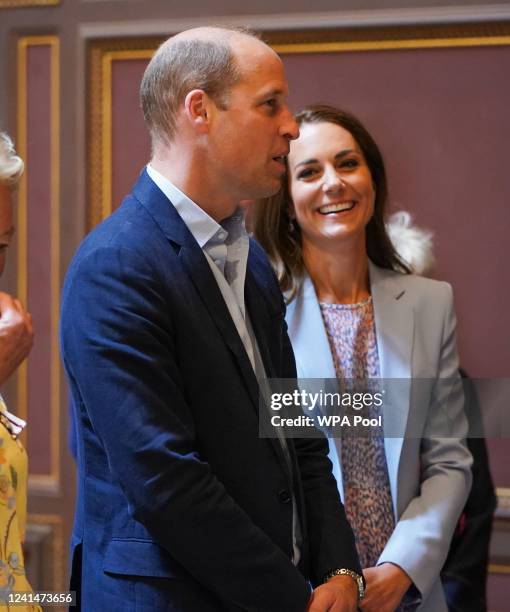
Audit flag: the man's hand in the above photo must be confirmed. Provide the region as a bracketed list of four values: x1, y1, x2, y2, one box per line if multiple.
[0, 292, 33, 386]
[360, 563, 412, 612]
[307, 574, 358, 612]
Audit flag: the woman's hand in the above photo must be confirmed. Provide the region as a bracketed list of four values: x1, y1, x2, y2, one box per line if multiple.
[360, 563, 412, 612]
[0, 292, 33, 386]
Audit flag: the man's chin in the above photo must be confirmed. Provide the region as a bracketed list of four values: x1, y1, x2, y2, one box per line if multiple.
[251, 179, 284, 200]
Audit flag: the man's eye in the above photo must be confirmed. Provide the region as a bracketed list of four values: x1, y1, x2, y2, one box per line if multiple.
[264, 99, 278, 112]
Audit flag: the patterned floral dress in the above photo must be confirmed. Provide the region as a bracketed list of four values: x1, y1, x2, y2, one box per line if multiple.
[0, 396, 40, 612]
[320, 297, 395, 569]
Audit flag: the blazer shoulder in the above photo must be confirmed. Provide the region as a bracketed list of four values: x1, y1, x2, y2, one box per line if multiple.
[382, 272, 456, 341]
[74, 194, 167, 264]
[374, 265, 453, 307]
[397, 273, 453, 309]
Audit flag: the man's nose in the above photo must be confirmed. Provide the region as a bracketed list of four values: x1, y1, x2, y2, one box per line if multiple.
[280, 108, 300, 141]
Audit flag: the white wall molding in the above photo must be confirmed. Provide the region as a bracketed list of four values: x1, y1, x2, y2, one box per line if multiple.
[79, 4, 510, 39]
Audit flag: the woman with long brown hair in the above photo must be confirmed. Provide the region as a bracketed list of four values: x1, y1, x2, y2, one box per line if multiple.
[253, 105, 472, 612]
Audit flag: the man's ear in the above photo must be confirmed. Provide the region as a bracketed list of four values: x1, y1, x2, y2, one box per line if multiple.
[183, 89, 211, 133]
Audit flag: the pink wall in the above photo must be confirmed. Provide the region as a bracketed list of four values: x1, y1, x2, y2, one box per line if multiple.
[108, 45, 510, 496]
[110, 44, 510, 378]
[282, 46, 510, 380]
[112, 59, 151, 208]
[26, 44, 52, 475]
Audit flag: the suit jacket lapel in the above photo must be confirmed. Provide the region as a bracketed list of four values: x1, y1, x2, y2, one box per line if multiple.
[134, 172, 293, 479]
[285, 276, 345, 498]
[285, 276, 336, 379]
[178, 245, 260, 403]
[245, 260, 296, 478]
[369, 261, 414, 510]
[133, 170, 260, 413]
[244, 261, 276, 379]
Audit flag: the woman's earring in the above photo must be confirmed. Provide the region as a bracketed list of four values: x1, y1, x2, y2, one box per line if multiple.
[288, 218, 296, 233]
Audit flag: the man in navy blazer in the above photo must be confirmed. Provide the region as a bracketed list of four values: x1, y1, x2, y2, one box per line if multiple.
[61, 27, 361, 611]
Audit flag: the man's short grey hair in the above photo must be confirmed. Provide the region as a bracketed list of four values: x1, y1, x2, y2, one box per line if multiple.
[0, 132, 24, 187]
[386, 211, 436, 276]
[140, 28, 259, 146]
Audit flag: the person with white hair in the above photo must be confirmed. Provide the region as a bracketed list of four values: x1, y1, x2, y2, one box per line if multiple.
[0, 132, 38, 610]
[0, 133, 33, 384]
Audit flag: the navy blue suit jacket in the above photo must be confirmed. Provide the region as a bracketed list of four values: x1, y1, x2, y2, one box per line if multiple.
[60, 170, 360, 611]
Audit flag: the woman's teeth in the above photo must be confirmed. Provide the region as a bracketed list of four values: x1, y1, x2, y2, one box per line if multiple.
[318, 201, 355, 214]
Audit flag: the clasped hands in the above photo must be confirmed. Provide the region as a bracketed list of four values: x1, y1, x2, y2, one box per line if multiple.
[0, 292, 33, 386]
[307, 563, 411, 612]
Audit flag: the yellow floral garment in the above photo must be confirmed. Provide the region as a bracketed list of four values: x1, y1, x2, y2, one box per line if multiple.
[0, 396, 40, 612]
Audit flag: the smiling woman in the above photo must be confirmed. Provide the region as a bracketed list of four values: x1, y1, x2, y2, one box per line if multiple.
[252, 104, 473, 612]
[253, 105, 407, 302]
[288, 121, 376, 267]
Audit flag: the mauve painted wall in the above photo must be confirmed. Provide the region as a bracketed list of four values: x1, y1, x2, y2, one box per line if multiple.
[26, 45, 52, 475]
[110, 45, 510, 494]
[109, 45, 510, 605]
[111, 44, 510, 377]
[112, 59, 151, 207]
[280, 46, 510, 493]
[282, 46, 510, 380]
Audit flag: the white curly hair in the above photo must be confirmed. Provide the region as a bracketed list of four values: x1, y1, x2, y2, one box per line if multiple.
[0, 132, 24, 187]
[386, 211, 435, 276]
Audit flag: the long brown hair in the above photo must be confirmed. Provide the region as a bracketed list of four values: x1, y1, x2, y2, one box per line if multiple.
[252, 104, 410, 301]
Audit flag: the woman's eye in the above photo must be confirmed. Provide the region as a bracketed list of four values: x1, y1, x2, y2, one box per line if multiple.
[296, 168, 316, 179]
[339, 159, 359, 169]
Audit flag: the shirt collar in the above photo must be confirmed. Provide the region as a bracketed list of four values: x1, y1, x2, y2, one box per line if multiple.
[146, 163, 222, 248]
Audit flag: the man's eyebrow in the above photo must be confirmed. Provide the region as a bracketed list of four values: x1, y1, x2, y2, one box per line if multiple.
[258, 87, 286, 99]
[293, 149, 356, 170]
[0, 227, 15, 239]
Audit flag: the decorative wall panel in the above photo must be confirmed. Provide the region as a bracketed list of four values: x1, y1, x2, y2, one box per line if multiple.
[88, 40, 160, 229]
[85, 22, 510, 606]
[25, 514, 65, 612]
[0, 0, 58, 7]
[17, 36, 60, 489]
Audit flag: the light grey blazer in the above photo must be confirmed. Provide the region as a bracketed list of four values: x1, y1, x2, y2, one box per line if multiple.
[285, 261, 472, 611]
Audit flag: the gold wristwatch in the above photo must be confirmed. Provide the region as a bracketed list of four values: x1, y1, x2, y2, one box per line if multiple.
[323, 568, 365, 601]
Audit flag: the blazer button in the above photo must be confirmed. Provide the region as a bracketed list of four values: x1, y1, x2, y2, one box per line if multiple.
[277, 489, 291, 504]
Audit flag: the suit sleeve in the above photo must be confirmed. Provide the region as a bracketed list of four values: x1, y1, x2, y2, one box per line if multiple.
[377, 283, 473, 600]
[61, 245, 311, 612]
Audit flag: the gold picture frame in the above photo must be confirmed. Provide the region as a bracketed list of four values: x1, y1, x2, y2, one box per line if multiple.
[0, 0, 59, 8]
[17, 35, 61, 492]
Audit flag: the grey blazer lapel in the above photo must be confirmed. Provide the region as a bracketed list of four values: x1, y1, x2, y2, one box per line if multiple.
[286, 276, 345, 499]
[286, 276, 336, 379]
[369, 262, 414, 509]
